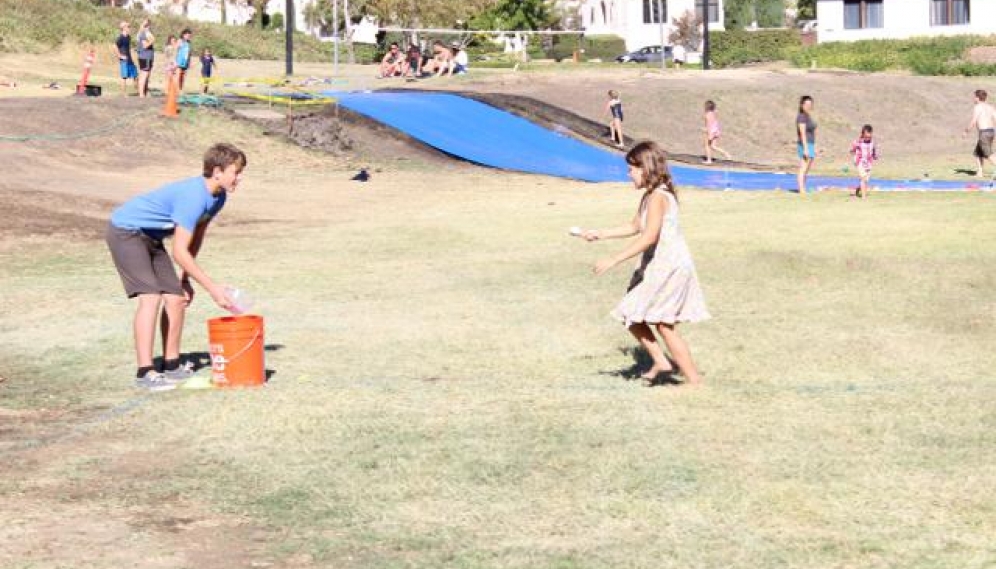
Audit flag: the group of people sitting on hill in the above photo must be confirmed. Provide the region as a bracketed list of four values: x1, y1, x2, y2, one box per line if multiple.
[379, 41, 469, 79]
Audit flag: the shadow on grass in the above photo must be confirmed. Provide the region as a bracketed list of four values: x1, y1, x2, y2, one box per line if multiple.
[153, 349, 280, 382]
[599, 346, 682, 387]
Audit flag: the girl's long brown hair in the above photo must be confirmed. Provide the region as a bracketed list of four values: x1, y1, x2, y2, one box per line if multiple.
[625, 141, 677, 200]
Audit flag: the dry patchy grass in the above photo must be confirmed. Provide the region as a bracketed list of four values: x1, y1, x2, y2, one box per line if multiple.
[2, 163, 995, 567]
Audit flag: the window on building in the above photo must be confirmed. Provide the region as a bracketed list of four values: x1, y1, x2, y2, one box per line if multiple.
[930, 0, 970, 25]
[843, 0, 884, 29]
[696, 0, 719, 24]
[642, 0, 666, 24]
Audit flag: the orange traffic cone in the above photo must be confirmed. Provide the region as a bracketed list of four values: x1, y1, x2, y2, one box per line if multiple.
[162, 73, 179, 117]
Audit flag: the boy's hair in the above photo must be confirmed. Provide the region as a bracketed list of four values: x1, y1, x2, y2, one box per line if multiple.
[625, 141, 676, 198]
[976, 89, 988, 101]
[202, 143, 247, 178]
[705, 100, 716, 111]
[862, 124, 873, 134]
[609, 90, 619, 98]
[181, 28, 192, 37]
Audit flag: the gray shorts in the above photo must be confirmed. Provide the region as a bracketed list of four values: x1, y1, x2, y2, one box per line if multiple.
[106, 224, 183, 298]
[975, 129, 994, 159]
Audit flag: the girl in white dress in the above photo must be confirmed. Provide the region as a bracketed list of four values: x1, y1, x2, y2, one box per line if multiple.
[583, 141, 710, 385]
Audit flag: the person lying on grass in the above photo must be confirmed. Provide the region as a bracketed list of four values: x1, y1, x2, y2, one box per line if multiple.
[106, 143, 245, 391]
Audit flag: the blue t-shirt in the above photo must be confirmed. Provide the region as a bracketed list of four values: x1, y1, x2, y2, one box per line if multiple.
[176, 40, 191, 69]
[200, 54, 215, 76]
[110, 176, 226, 240]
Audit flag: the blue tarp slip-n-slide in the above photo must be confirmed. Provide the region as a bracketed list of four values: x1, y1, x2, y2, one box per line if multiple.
[324, 90, 988, 192]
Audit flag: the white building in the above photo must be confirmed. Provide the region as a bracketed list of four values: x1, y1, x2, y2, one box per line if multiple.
[559, 0, 724, 51]
[124, 0, 311, 32]
[817, 0, 996, 43]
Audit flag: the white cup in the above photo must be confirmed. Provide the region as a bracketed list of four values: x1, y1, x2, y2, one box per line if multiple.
[226, 286, 254, 315]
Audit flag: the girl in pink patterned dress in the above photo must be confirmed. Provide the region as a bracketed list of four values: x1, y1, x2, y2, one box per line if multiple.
[849, 124, 878, 198]
[581, 141, 710, 385]
[703, 100, 731, 164]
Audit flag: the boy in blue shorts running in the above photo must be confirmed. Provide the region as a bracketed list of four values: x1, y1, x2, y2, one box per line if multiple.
[106, 143, 246, 391]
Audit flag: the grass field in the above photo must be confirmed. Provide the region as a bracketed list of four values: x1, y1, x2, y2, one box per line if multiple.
[2, 97, 995, 567]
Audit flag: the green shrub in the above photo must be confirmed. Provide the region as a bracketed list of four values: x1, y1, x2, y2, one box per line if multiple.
[0, 0, 332, 62]
[791, 35, 996, 76]
[581, 35, 626, 60]
[710, 28, 800, 67]
[269, 12, 284, 32]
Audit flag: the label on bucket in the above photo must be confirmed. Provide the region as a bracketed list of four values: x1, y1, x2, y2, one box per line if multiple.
[209, 342, 230, 385]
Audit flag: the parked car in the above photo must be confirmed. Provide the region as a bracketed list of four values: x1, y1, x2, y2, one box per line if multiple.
[796, 19, 818, 33]
[615, 45, 673, 64]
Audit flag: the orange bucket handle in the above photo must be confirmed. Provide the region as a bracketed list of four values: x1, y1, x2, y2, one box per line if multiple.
[213, 325, 262, 365]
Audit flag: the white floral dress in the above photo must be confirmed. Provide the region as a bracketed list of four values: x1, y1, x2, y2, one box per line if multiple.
[611, 189, 711, 326]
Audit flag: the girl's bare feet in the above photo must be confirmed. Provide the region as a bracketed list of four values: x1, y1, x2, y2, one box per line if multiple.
[640, 364, 674, 382]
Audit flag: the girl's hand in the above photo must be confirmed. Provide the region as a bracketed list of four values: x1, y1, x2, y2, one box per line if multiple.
[582, 229, 600, 242]
[594, 257, 616, 275]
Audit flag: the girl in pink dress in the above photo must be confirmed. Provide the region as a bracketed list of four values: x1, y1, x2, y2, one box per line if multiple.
[703, 100, 732, 164]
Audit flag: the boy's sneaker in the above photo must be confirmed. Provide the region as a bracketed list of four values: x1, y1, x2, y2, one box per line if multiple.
[135, 370, 178, 392]
[164, 361, 196, 381]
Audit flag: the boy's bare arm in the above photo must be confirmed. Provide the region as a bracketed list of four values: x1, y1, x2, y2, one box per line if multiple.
[173, 226, 233, 308]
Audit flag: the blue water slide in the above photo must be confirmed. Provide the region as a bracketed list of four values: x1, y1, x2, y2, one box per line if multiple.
[322, 90, 987, 192]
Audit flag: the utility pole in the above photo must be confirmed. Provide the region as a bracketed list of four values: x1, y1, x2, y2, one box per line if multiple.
[332, 0, 340, 76]
[285, 0, 294, 75]
[701, 0, 710, 70]
[657, 0, 666, 71]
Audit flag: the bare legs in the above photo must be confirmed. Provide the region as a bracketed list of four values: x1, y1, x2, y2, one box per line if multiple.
[797, 156, 814, 195]
[704, 136, 731, 164]
[138, 69, 150, 97]
[610, 118, 624, 148]
[656, 323, 702, 385]
[135, 293, 186, 368]
[628, 323, 673, 380]
[626, 322, 702, 385]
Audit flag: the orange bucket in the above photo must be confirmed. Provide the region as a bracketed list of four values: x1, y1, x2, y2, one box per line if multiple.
[207, 315, 265, 387]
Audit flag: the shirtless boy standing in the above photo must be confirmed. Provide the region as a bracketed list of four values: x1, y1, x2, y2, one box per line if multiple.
[965, 89, 996, 178]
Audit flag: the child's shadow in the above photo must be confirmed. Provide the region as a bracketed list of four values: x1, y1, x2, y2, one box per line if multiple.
[599, 347, 682, 386]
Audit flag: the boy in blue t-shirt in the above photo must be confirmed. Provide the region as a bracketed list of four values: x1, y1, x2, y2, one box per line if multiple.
[106, 143, 246, 390]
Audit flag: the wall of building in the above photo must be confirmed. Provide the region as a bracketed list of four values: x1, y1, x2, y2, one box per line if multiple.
[818, 0, 996, 43]
[575, 0, 724, 51]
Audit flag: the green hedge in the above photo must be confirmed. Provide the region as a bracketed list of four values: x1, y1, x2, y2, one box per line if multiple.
[710, 28, 800, 68]
[790, 35, 996, 75]
[580, 35, 626, 60]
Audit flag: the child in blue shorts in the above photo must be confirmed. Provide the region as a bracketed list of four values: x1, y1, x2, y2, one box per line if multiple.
[796, 95, 818, 195]
[106, 143, 246, 391]
[115, 21, 138, 96]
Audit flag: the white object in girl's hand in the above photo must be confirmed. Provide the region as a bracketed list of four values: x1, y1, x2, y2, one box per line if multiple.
[225, 286, 254, 315]
[569, 226, 583, 236]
